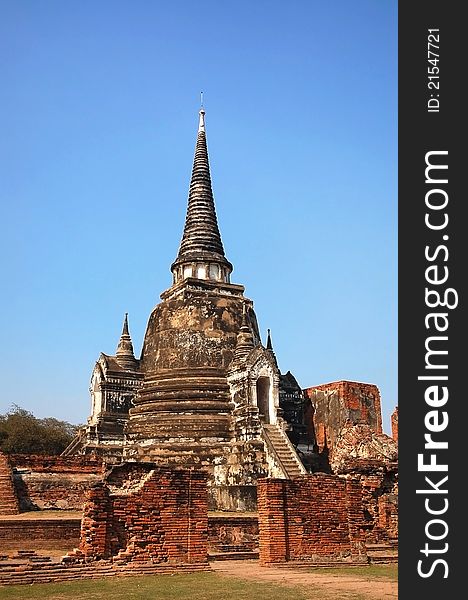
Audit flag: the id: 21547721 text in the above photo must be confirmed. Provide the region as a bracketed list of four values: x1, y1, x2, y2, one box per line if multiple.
[427, 29, 440, 113]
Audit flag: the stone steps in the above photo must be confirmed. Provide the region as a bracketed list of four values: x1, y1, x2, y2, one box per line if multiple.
[262, 426, 305, 478]
[209, 551, 259, 561]
[368, 555, 398, 564]
[365, 541, 398, 565]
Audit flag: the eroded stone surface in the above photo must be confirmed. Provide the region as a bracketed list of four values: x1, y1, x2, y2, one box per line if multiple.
[330, 423, 398, 474]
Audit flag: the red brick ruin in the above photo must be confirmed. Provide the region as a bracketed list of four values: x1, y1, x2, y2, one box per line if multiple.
[0, 453, 20, 515]
[8, 454, 104, 511]
[304, 381, 383, 455]
[66, 464, 207, 565]
[391, 406, 399, 442]
[258, 475, 366, 564]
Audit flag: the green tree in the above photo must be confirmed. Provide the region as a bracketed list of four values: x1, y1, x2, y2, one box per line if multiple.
[0, 405, 78, 455]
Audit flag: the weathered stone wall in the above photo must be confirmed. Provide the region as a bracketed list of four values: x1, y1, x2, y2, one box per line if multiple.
[208, 514, 258, 553]
[330, 424, 397, 473]
[69, 465, 208, 564]
[377, 489, 398, 540]
[257, 475, 366, 564]
[10, 455, 104, 511]
[304, 381, 383, 457]
[9, 455, 103, 473]
[0, 513, 256, 557]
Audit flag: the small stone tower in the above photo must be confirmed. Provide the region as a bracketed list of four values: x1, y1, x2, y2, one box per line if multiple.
[62, 314, 143, 457]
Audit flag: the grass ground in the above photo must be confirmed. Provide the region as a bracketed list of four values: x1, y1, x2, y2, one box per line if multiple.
[0, 565, 397, 600]
[0, 572, 309, 600]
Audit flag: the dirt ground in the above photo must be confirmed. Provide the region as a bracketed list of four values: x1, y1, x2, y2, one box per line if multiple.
[211, 560, 398, 600]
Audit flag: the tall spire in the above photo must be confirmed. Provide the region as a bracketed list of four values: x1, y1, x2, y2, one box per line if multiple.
[116, 313, 138, 369]
[171, 108, 233, 285]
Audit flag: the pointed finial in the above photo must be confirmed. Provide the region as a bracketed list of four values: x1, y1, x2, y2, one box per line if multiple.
[116, 313, 137, 369]
[266, 328, 273, 351]
[200, 91, 204, 108]
[122, 312, 129, 336]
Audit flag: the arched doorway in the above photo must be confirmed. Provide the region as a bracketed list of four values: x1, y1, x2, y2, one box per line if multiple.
[256, 376, 271, 423]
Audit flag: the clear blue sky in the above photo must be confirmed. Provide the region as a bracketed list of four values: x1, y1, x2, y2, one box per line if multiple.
[0, 1, 397, 432]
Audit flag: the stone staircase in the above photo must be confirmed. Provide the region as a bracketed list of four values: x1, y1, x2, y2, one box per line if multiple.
[0, 453, 19, 515]
[365, 541, 398, 564]
[209, 546, 259, 561]
[61, 429, 86, 457]
[262, 424, 307, 479]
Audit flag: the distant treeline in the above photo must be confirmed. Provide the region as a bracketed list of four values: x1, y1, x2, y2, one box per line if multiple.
[0, 405, 78, 455]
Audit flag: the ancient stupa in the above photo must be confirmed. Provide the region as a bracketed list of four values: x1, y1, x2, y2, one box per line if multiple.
[66, 108, 307, 510]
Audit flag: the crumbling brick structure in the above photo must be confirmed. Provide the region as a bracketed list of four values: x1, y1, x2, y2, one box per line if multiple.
[344, 467, 398, 543]
[0, 452, 19, 514]
[304, 381, 383, 456]
[326, 423, 398, 542]
[257, 475, 366, 564]
[68, 464, 208, 565]
[391, 406, 398, 442]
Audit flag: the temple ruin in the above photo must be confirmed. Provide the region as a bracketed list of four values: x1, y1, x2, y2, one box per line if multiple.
[0, 108, 398, 583]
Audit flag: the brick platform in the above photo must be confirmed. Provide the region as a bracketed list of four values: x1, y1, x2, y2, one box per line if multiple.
[0, 554, 210, 586]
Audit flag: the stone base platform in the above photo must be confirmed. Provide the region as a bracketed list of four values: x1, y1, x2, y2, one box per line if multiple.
[0, 552, 209, 586]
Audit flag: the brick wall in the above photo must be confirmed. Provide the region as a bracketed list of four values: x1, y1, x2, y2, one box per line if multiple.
[69, 466, 208, 565]
[258, 475, 366, 564]
[0, 519, 80, 550]
[10, 455, 104, 511]
[0, 452, 19, 514]
[391, 407, 398, 442]
[358, 469, 398, 542]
